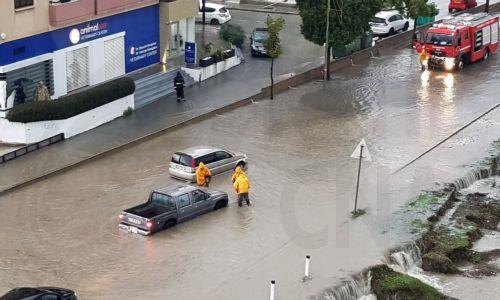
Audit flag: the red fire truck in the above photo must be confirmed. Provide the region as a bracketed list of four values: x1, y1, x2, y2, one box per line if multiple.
[417, 12, 499, 71]
[449, 0, 477, 13]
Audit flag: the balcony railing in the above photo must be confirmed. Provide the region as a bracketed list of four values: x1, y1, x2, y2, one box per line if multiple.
[49, 0, 95, 27]
[49, 0, 158, 27]
[95, 0, 158, 15]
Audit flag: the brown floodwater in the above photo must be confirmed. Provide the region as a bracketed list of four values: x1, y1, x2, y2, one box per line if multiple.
[0, 49, 499, 299]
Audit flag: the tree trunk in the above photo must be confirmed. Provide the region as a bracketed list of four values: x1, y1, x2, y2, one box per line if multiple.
[412, 18, 418, 47]
[326, 46, 331, 81]
[270, 58, 274, 100]
[485, 0, 490, 13]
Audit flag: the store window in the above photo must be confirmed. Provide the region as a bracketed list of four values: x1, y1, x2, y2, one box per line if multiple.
[14, 0, 34, 9]
[168, 21, 183, 57]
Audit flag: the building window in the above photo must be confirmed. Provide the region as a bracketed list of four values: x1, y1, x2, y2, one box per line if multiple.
[14, 0, 34, 10]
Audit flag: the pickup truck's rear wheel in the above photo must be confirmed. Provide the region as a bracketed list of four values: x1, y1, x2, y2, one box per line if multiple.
[214, 199, 228, 210]
[163, 219, 177, 230]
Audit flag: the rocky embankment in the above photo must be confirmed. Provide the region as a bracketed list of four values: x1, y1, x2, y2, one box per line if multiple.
[315, 152, 500, 300]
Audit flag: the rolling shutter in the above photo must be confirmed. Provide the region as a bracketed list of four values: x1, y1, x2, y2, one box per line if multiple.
[66, 47, 89, 92]
[104, 37, 125, 81]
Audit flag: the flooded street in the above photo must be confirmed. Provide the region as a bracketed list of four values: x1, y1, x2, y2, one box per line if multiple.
[0, 48, 499, 299]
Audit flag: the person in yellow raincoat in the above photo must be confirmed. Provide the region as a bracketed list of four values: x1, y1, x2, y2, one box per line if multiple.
[231, 166, 246, 183]
[419, 49, 429, 71]
[196, 162, 211, 187]
[234, 174, 250, 207]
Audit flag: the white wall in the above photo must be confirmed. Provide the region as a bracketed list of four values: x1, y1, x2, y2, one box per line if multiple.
[186, 17, 195, 43]
[182, 55, 241, 82]
[0, 94, 134, 144]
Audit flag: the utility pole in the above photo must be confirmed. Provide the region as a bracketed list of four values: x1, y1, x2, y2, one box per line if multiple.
[324, 0, 330, 81]
[485, 0, 490, 13]
[202, 0, 207, 24]
[201, 0, 206, 48]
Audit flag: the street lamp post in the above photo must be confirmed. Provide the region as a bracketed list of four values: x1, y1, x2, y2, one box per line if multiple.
[324, 0, 331, 81]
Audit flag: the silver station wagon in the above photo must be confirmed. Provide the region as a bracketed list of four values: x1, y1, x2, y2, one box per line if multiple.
[169, 146, 247, 181]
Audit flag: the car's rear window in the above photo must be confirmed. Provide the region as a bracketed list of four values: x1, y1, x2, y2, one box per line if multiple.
[254, 31, 269, 42]
[172, 153, 193, 167]
[371, 17, 386, 23]
[219, 7, 228, 13]
[151, 192, 176, 211]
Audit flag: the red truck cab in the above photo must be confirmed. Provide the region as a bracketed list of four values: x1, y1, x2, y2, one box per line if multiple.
[418, 13, 499, 71]
[449, 0, 477, 12]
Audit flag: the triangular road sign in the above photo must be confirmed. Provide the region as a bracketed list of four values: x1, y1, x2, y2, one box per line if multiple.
[350, 139, 372, 161]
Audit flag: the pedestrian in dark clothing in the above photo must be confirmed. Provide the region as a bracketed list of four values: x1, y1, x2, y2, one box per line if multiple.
[13, 85, 26, 106]
[174, 72, 185, 102]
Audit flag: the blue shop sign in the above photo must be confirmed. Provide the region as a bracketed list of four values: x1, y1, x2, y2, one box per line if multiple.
[0, 5, 160, 73]
[185, 42, 196, 64]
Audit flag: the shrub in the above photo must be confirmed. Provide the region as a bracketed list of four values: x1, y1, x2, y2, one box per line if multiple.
[7, 77, 135, 123]
[219, 23, 245, 48]
[123, 107, 133, 117]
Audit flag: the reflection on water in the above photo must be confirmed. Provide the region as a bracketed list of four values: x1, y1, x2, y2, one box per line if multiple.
[442, 73, 455, 103]
[444, 73, 454, 89]
[421, 70, 431, 88]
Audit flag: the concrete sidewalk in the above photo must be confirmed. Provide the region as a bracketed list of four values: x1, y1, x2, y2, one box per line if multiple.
[0, 62, 268, 193]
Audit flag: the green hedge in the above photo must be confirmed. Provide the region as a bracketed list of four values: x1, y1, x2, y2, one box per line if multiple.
[7, 77, 135, 123]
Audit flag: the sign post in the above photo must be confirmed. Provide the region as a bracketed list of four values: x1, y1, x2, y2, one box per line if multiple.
[350, 139, 371, 216]
[185, 42, 196, 65]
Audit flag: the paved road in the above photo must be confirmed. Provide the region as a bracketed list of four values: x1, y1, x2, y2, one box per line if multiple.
[202, 10, 324, 79]
[1, 46, 499, 299]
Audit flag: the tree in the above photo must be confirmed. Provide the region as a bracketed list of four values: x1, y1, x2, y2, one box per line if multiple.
[219, 23, 245, 48]
[385, 0, 438, 44]
[264, 16, 285, 100]
[296, 0, 384, 78]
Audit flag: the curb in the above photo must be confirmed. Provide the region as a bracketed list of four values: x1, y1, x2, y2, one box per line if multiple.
[227, 6, 299, 15]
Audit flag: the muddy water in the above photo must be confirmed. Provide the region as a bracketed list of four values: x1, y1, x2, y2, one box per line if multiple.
[0, 49, 499, 299]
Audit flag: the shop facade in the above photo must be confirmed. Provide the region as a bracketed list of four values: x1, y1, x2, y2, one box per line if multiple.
[159, 0, 197, 63]
[0, 4, 160, 113]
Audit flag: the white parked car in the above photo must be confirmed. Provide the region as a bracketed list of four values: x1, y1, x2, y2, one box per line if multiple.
[370, 10, 409, 37]
[196, 2, 231, 25]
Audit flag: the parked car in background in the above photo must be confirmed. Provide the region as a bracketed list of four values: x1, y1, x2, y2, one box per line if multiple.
[118, 185, 229, 235]
[250, 28, 269, 56]
[169, 146, 247, 182]
[370, 10, 409, 37]
[196, 2, 231, 25]
[449, 0, 477, 12]
[0, 287, 77, 300]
